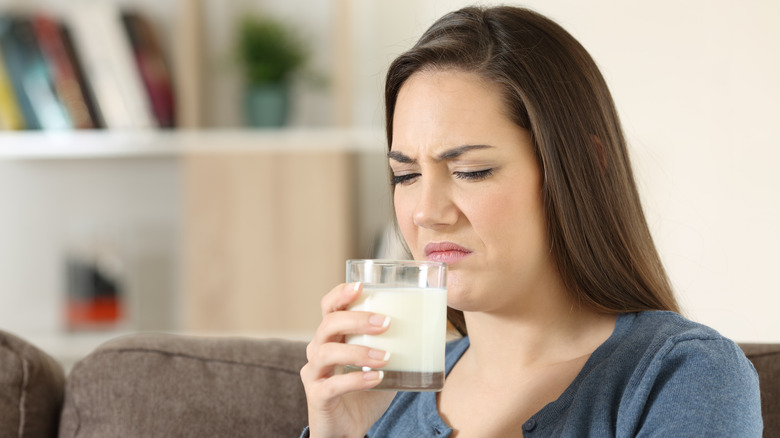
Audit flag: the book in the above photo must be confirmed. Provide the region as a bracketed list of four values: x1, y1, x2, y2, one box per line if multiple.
[0, 17, 37, 129]
[66, 2, 155, 129]
[32, 14, 98, 129]
[0, 16, 71, 130]
[59, 23, 104, 129]
[122, 11, 175, 128]
[0, 46, 26, 130]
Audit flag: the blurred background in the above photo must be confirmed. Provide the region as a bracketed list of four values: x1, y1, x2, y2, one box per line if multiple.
[0, 0, 778, 368]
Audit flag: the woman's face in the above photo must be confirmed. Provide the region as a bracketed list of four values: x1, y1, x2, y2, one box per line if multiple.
[390, 70, 559, 314]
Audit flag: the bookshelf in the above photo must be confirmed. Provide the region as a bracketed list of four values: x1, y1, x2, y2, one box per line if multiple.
[0, 0, 385, 364]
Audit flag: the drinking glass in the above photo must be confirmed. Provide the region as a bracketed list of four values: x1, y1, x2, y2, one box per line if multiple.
[345, 259, 447, 391]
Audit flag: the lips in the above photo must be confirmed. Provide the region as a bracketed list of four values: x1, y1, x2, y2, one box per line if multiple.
[424, 242, 472, 264]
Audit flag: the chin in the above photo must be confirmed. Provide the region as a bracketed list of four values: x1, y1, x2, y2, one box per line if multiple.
[443, 281, 470, 309]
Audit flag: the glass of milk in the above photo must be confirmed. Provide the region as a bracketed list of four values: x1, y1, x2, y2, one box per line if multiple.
[345, 259, 447, 391]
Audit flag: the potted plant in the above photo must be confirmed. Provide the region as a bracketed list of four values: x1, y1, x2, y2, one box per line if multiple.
[236, 13, 308, 127]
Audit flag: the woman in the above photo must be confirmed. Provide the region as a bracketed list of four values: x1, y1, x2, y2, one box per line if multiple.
[300, 5, 762, 437]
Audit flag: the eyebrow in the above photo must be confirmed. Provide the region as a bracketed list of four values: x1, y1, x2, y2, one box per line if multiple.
[387, 144, 493, 164]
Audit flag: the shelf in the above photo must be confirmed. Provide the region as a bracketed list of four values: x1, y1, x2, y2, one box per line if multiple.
[0, 128, 386, 160]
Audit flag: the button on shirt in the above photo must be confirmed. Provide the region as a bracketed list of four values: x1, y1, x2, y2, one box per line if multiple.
[367, 311, 763, 437]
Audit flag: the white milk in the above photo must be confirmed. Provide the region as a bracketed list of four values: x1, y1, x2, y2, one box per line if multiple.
[347, 287, 447, 372]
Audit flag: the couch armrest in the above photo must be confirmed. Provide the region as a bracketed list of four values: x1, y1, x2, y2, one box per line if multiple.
[740, 343, 780, 436]
[59, 334, 309, 437]
[0, 329, 65, 438]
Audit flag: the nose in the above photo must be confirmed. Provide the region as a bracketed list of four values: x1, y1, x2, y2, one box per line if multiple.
[412, 174, 458, 230]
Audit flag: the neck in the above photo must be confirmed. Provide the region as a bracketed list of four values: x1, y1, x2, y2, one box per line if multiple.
[461, 293, 616, 372]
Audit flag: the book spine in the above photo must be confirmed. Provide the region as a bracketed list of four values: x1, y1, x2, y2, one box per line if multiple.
[0, 16, 41, 129]
[32, 14, 96, 129]
[0, 48, 26, 130]
[0, 17, 71, 130]
[67, 3, 155, 129]
[122, 12, 176, 128]
[59, 24, 104, 129]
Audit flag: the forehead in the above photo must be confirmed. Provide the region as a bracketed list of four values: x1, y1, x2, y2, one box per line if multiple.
[391, 70, 520, 155]
[394, 69, 505, 123]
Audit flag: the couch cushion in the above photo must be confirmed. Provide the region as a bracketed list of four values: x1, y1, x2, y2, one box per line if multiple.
[740, 343, 780, 435]
[0, 329, 66, 438]
[59, 334, 309, 438]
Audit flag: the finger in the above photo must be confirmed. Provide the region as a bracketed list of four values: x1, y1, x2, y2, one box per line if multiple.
[320, 282, 362, 317]
[309, 367, 386, 402]
[307, 342, 391, 379]
[305, 310, 392, 381]
[311, 310, 391, 349]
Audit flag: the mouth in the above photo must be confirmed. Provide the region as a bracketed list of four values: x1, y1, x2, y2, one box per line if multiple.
[424, 242, 473, 264]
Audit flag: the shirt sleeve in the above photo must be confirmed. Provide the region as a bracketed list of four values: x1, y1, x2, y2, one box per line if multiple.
[634, 337, 763, 437]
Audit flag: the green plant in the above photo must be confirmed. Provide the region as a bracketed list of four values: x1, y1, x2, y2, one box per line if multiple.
[236, 14, 308, 85]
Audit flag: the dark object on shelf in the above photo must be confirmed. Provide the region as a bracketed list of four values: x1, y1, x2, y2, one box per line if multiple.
[65, 255, 123, 330]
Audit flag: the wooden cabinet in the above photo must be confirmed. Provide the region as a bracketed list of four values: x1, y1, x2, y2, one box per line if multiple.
[181, 150, 355, 332]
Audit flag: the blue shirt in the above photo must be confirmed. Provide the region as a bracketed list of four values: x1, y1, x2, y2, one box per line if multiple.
[367, 311, 762, 437]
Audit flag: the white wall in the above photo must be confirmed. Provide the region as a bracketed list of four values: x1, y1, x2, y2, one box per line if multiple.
[350, 0, 780, 342]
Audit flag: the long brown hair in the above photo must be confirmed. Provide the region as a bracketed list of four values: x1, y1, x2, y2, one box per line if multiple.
[385, 6, 680, 335]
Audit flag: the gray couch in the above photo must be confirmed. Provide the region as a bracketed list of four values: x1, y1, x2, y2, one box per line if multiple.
[1, 328, 778, 437]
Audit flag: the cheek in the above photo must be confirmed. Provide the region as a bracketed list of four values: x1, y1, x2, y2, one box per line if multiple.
[462, 191, 509, 236]
[469, 187, 546, 250]
[393, 192, 419, 251]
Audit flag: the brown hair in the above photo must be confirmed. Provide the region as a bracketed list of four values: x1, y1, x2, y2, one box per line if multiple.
[385, 6, 680, 335]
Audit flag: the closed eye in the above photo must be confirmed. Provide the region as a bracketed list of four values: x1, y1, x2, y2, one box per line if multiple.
[391, 173, 420, 186]
[454, 169, 494, 181]
[392, 169, 494, 185]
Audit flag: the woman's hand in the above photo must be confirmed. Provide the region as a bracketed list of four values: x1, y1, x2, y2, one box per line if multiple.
[300, 282, 397, 438]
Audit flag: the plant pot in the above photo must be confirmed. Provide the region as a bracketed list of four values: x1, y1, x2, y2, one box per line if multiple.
[244, 83, 290, 127]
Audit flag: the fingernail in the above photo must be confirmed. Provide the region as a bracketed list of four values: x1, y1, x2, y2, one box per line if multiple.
[363, 370, 384, 381]
[368, 349, 391, 361]
[346, 282, 360, 296]
[369, 314, 391, 328]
